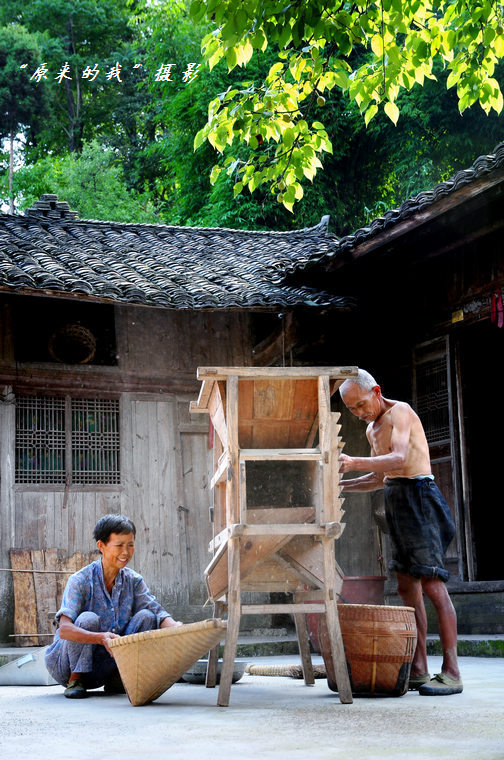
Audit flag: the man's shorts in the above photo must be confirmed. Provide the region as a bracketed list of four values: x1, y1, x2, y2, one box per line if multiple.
[384, 477, 455, 582]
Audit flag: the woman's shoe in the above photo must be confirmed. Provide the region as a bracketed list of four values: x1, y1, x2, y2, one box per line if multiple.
[64, 678, 88, 699]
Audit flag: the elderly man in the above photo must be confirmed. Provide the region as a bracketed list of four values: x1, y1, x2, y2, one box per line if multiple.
[338, 369, 462, 695]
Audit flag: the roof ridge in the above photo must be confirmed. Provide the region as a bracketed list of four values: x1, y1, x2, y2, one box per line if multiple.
[9, 199, 332, 238]
[316, 140, 504, 264]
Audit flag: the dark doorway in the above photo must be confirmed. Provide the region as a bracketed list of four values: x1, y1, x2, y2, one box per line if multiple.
[459, 323, 503, 581]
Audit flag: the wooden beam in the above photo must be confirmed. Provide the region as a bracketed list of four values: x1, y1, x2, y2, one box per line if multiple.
[273, 551, 324, 589]
[241, 604, 326, 614]
[294, 613, 315, 685]
[217, 537, 241, 707]
[195, 378, 214, 410]
[231, 524, 326, 537]
[209, 381, 228, 450]
[208, 527, 231, 553]
[197, 366, 358, 381]
[325, 522, 345, 539]
[210, 450, 229, 490]
[322, 537, 352, 703]
[240, 448, 322, 461]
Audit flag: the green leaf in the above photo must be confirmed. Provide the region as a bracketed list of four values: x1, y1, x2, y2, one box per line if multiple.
[483, 27, 495, 46]
[210, 165, 221, 184]
[193, 128, 207, 151]
[364, 104, 378, 126]
[384, 101, 400, 125]
[283, 127, 295, 149]
[446, 69, 460, 89]
[226, 48, 237, 70]
[371, 34, 383, 57]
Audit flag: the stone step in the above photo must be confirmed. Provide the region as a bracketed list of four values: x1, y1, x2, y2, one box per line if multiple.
[2, 632, 503, 668]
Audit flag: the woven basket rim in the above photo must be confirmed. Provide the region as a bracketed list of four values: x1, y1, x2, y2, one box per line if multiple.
[339, 603, 415, 612]
[108, 617, 226, 650]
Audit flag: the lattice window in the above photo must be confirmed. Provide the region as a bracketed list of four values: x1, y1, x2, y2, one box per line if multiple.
[71, 399, 120, 484]
[415, 355, 450, 445]
[16, 397, 66, 484]
[16, 396, 120, 485]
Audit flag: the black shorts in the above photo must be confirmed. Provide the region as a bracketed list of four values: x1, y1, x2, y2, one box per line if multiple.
[384, 477, 455, 582]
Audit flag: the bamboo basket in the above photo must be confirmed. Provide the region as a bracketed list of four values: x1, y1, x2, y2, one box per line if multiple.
[108, 618, 226, 705]
[319, 604, 417, 697]
[48, 323, 96, 364]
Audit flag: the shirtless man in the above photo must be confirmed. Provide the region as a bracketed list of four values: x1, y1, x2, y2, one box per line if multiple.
[338, 369, 463, 695]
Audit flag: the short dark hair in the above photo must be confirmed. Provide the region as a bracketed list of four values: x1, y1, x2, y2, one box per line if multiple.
[93, 514, 136, 544]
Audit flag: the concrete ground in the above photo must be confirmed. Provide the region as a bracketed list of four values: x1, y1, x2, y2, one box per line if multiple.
[1, 654, 503, 760]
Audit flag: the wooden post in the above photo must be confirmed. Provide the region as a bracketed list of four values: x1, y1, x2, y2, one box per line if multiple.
[294, 613, 315, 685]
[217, 536, 241, 706]
[239, 460, 247, 524]
[318, 375, 333, 524]
[206, 600, 225, 689]
[226, 375, 239, 525]
[322, 537, 352, 703]
[330, 412, 345, 524]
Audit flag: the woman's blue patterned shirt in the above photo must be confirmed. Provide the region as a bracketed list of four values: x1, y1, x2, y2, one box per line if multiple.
[54, 559, 171, 637]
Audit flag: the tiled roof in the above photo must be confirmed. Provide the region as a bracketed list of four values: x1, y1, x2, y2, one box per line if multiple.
[0, 195, 352, 310]
[309, 141, 504, 267]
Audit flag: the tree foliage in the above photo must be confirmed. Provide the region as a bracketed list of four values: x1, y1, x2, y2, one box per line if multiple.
[0, 25, 47, 139]
[190, 0, 504, 210]
[1, 0, 503, 229]
[0, 0, 133, 154]
[0, 24, 49, 211]
[2, 139, 160, 222]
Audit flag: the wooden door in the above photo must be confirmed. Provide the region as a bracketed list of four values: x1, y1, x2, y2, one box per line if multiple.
[412, 337, 465, 580]
[122, 394, 212, 621]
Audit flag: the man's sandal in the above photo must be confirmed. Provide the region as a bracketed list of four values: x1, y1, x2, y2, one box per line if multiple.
[64, 678, 88, 699]
[418, 672, 463, 696]
[408, 672, 431, 690]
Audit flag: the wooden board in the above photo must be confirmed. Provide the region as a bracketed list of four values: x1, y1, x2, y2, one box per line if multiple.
[239, 557, 305, 592]
[205, 506, 316, 600]
[237, 378, 320, 448]
[10, 549, 38, 646]
[9, 548, 100, 646]
[276, 536, 327, 590]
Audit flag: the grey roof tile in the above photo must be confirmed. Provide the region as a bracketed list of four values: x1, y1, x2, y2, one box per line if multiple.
[310, 140, 504, 268]
[0, 195, 353, 310]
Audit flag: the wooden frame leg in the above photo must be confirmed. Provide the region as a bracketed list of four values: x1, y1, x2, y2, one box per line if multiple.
[322, 538, 353, 704]
[217, 537, 241, 706]
[294, 613, 315, 685]
[206, 601, 225, 688]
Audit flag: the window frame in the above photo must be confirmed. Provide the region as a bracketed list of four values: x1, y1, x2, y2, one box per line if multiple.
[15, 394, 121, 487]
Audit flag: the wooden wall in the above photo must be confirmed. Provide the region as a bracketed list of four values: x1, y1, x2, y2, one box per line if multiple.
[0, 299, 252, 641]
[120, 394, 214, 619]
[0, 294, 381, 641]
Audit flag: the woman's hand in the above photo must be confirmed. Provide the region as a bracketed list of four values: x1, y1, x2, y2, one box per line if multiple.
[160, 617, 183, 629]
[99, 630, 121, 656]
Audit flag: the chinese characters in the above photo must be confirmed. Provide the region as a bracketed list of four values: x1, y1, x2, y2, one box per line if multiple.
[25, 61, 202, 85]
